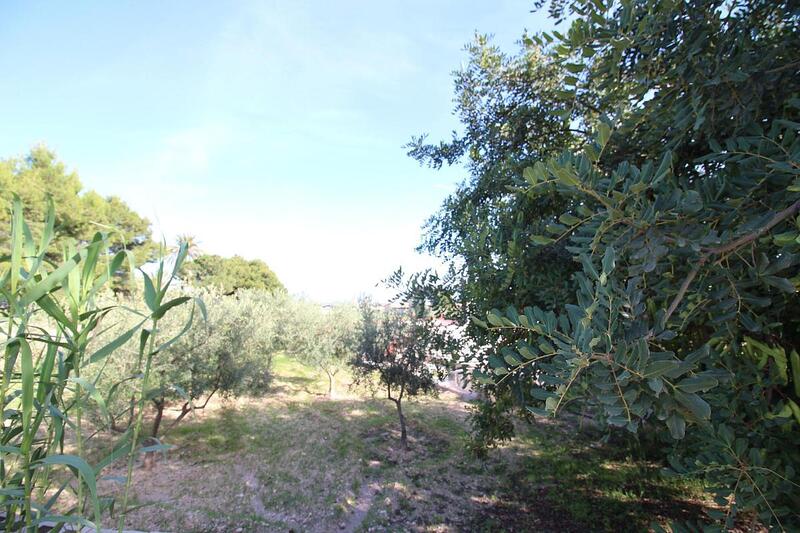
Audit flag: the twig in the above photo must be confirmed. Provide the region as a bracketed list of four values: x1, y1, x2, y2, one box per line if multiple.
[664, 199, 800, 323]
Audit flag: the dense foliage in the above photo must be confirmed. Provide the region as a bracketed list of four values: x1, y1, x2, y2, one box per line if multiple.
[182, 254, 284, 294]
[0, 197, 195, 530]
[413, 0, 800, 528]
[0, 146, 156, 290]
[90, 289, 283, 442]
[282, 300, 360, 397]
[352, 298, 454, 448]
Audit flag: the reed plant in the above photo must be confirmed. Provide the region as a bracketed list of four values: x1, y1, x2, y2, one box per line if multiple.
[0, 195, 199, 532]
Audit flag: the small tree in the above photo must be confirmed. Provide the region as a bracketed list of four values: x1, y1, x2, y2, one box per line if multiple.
[92, 288, 283, 458]
[352, 299, 453, 449]
[283, 300, 360, 397]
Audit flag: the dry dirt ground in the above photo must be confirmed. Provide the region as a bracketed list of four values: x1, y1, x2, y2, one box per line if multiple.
[83, 354, 713, 532]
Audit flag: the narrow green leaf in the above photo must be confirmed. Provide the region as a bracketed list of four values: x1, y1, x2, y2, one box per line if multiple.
[35, 454, 101, 525]
[152, 296, 191, 320]
[20, 251, 84, 306]
[141, 271, 158, 312]
[20, 340, 34, 437]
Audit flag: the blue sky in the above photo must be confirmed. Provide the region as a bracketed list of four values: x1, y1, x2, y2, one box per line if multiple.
[0, 1, 554, 302]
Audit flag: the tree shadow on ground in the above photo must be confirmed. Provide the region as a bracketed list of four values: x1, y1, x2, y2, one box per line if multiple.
[89, 392, 713, 533]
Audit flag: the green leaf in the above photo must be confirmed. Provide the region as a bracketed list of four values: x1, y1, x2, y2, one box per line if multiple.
[152, 296, 191, 320]
[487, 310, 505, 327]
[647, 378, 663, 395]
[35, 454, 101, 525]
[645, 360, 679, 378]
[471, 316, 489, 329]
[503, 351, 522, 366]
[789, 400, 800, 425]
[20, 251, 84, 306]
[10, 194, 24, 295]
[559, 213, 582, 226]
[601, 246, 615, 275]
[142, 271, 158, 312]
[88, 319, 147, 365]
[675, 390, 711, 421]
[564, 62, 584, 74]
[596, 122, 611, 150]
[554, 166, 580, 187]
[676, 375, 718, 393]
[790, 350, 800, 397]
[763, 276, 796, 294]
[531, 235, 555, 246]
[773, 231, 797, 247]
[69, 377, 110, 423]
[654, 151, 673, 182]
[546, 223, 567, 235]
[20, 339, 33, 437]
[538, 339, 555, 354]
[523, 166, 538, 184]
[666, 413, 686, 439]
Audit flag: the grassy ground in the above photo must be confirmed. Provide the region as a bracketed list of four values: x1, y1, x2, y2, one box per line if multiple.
[93, 353, 712, 532]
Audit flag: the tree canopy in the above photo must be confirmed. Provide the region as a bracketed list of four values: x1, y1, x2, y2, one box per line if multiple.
[282, 300, 360, 397]
[182, 254, 284, 294]
[413, 0, 800, 528]
[0, 145, 156, 268]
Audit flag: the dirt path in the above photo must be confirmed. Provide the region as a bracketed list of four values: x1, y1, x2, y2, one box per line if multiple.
[341, 481, 381, 533]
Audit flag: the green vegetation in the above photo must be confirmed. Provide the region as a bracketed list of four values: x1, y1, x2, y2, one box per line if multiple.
[282, 300, 360, 397]
[89, 354, 711, 532]
[351, 297, 455, 449]
[0, 147, 156, 291]
[408, 0, 800, 529]
[87, 289, 285, 443]
[0, 197, 195, 531]
[3, 0, 800, 530]
[182, 254, 284, 294]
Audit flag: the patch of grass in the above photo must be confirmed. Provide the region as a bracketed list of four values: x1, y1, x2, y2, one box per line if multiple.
[169, 405, 251, 456]
[89, 353, 713, 533]
[489, 421, 711, 532]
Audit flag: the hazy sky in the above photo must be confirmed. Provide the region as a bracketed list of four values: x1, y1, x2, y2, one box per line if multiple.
[0, 1, 554, 302]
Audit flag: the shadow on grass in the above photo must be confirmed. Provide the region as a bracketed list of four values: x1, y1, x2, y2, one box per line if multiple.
[467, 421, 711, 533]
[90, 389, 712, 532]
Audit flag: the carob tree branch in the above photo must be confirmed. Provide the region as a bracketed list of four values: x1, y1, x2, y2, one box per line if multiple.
[664, 199, 800, 324]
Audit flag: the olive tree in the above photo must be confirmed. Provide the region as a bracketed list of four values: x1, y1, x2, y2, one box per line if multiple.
[352, 298, 453, 449]
[91, 288, 284, 446]
[283, 300, 360, 397]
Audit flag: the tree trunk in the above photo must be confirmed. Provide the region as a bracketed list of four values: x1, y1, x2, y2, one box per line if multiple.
[326, 371, 334, 398]
[151, 400, 165, 439]
[394, 399, 407, 449]
[145, 400, 165, 470]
